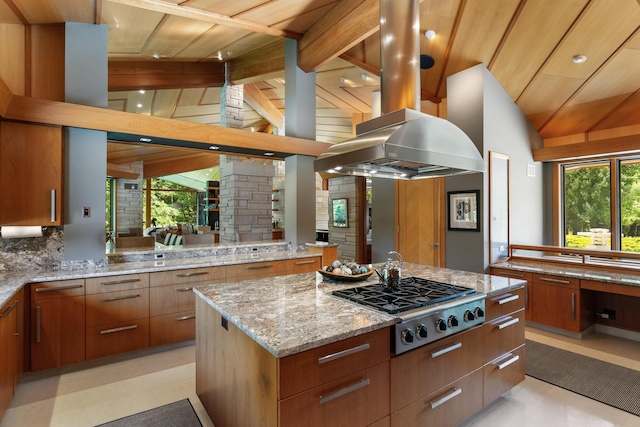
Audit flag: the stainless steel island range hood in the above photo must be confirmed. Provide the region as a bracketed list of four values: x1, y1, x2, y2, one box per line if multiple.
[314, 0, 485, 180]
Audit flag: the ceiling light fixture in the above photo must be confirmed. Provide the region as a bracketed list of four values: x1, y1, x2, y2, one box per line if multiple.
[136, 103, 143, 108]
[264, 152, 275, 156]
[208, 145, 220, 150]
[361, 74, 367, 81]
[140, 137, 152, 143]
[139, 90, 145, 94]
[425, 29, 436, 40]
[573, 55, 587, 64]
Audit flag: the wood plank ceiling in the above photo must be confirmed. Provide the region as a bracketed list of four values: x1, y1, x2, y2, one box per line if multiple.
[1, 0, 639, 178]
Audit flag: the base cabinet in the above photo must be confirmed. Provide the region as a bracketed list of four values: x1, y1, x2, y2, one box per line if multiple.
[0, 296, 19, 420]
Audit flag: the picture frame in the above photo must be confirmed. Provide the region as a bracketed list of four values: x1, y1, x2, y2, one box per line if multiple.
[448, 190, 480, 231]
[332, 198, 348, 228]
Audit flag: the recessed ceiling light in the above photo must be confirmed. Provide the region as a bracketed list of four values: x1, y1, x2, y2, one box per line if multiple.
[208, 146, 220, 150]
[425, 30, 436, 40]
[140, 137, 152, 143]
[334, 166, 343, 171]
[264, 152, 275, 156]
[573, 55, 587, 64]
[139, 90, 145, 94]
[136, 103, 143, 108]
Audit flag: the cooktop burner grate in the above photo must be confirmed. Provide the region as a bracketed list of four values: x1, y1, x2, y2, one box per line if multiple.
[331, 277, 476, 315]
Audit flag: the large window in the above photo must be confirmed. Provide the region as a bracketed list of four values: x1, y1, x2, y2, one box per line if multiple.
[561, 157, 640, 252]
[143, 178, 198, 228]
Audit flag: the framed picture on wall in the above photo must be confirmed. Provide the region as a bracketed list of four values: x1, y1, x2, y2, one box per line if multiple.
[448, 190, 480, 231]
[332, 198, 348, 228]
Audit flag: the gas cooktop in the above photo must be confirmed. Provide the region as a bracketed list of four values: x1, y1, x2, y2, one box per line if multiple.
[331, 276, 477, 315]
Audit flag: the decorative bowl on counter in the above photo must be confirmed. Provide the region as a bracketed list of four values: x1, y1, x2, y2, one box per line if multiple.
[317, 268, 374, 282]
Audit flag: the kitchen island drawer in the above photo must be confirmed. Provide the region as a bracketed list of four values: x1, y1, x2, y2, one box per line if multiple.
[150, 310, 195, 346]
[482, 309, 525, 364]
[484, 286, 525, 321]
[226, 260, 286, 280]
[279, 327, 390, 400]
[286, 257, 321, 274]
[150, 284, 196, 317]
[85, 288, 149, 327]
[149, 266, 226, 287]
[390, 368, 483, 427]
[31, 279, 85, 300]
[85, 273, 149, 294]
[86, 318, 149, 360]
[532, 273, 579, 289]
[279, 361, 389, 427]
[483, 344, 525, 406]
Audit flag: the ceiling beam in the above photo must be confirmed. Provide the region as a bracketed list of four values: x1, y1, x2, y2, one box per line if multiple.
[229, 41, 285, 84]
[143, 153, 220, 179]
[5, 95, 331, 157]
[533, 134, 640, 162]
[298, 0, 380, 72]
[243, 83, 284, 130]
[109, 61, 225, 91]
[0, 76, 13, 117]
[107, 163, 139, 179]
[104, 0, 303, 40]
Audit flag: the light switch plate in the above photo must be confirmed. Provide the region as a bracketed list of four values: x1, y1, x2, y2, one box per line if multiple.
[82, 206, 91, 218]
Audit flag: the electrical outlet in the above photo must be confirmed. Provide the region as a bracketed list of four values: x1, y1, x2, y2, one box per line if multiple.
[603, 308, 616, 320]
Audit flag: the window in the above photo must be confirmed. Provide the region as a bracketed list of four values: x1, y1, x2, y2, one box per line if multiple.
[561, 156, 640, 253]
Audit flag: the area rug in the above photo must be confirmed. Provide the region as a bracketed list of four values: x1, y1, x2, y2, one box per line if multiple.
[95, 398, 202, 427]
[525, 339, 640, 416]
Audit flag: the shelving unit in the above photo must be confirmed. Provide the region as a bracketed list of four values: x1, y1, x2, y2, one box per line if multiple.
[271, 189, 280, 211]
[206, 181, 220, 229]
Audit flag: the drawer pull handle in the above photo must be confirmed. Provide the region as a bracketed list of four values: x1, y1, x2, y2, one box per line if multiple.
[295, 260, 317, 265]
[176, 287, 194, 292]
[496, 354, 520, 370]
[431, 342, 462, 358]
[571, 292, 576, 320]
[99, 278, 141, 286]
[497, 317, 520, 330]
[0, 303, 16, 318]
[319, 379, 370, 404]
[100, 324, 138, 335]
[539, 277, 570, 285]
[497, 294, 519, 305]
[51, 189, 56, 222]
[247, 265, 272, 270]
[176, 314, 196, 321]
[430, 388, 462, 409]
[318, 343, 370, 364]
[176, 272, 208, 277]
[101, 294, 140, 302]
[36, 306, 41, 342]
[36, 284, 83, 292]
[499, 271, 524, 278]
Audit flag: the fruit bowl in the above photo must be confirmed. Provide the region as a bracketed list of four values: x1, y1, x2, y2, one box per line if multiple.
[317, 269, 374, 282]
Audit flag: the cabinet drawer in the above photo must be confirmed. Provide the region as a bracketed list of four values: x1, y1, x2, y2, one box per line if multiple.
[226, 260, 286, 280]
[279, 327, 390, 400]
[390, 369, 483, 427]
[532, 273, 579, 289]
[390, 325, 483, 412]
[286, 257, 321, 274]
[85, 273, 149, 295]
[279, 361, 389, 427]
[150, 284, 196, 317]
[483, 344, 525, 406]
[31, 279, 85, 301]
[483, 309, 525, 364]
[485, 287, 525, 321]
[85, 289, 149, 327]
[86, 318, 149, 360]
[149, 266, 226, 287]
[150, 310, 195, 347]
[490, 268, 532, 282]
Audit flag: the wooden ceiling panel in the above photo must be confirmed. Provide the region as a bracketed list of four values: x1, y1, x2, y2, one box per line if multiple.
[592, 91, 640, 131]
[140, 15, 215, 58]
[0, 1, 24, 24]
[150, 89, 181, 118]
[235, 0, 337, 28]
[103, 3, 165, 56]
[200, 87, 221, 104]
[186, 0, 268, 18]
[269, 2, 337, 34]
[11, 0, 94, 24]
[517, 73, 584, 118]
[173, 104, 220, 119]
[174, 24, 251, 59]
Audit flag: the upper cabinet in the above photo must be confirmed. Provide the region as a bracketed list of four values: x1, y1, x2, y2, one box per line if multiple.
[0, 121, 64, 225]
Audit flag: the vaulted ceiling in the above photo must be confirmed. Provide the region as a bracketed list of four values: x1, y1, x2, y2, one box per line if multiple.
[1, 0, 639, 178]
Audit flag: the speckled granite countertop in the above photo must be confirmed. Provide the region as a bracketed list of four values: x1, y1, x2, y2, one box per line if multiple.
[194, 263, 526, 358]
[0, 249, 320, 308]
[491, 260, 640, 287]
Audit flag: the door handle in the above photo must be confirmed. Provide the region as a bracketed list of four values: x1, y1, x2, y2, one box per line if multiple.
[426, 243, 439, 247]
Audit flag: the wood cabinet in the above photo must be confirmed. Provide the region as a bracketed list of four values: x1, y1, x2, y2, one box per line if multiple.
[149, 266, 226, 346]
[0, 121, 64, 226]
[85, 273, 149, 360]
[0, 294, 20, 420]
[531, 273, 589, 332]
[286, 257, 321, 274]
[227, 260, 287, 281]
[30, 280, 85, 371]
[490, 268, 532, 320]
[482, 286, 525, 406]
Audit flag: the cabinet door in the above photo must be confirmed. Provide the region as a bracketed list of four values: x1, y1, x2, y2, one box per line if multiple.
[31, 296, 86, 371]
[0, 299, 17, 419]
[0, 121, 63, 225]
[490, 269, 532, 320]
[532, 283, 581, 332]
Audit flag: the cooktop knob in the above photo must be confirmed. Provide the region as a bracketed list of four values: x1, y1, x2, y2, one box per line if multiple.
[474, 307, 485, 318]
[401, 328, 415, 345]
[436, 318, 447, 333]
[416, 324, 428, 340]
[448, 315, 459, 328]
[463, 309, 475, 322]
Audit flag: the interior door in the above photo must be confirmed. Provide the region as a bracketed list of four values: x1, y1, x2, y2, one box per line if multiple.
[396, 178, 445, 266]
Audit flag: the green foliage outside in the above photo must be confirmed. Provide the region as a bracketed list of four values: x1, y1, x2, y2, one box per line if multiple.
[144, 179, 198, 227]
[565, 234, 640, 252]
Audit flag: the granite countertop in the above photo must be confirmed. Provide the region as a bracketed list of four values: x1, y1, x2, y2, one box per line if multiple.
[491, 260, 640, 288]
[0, 249, 321, 308]
[193, 262, 526, 358]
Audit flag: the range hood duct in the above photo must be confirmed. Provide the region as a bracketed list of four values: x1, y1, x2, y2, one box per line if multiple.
[314, 0, 485, 180]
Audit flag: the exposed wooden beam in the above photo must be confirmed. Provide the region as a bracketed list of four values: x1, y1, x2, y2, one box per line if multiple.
[243, 83, 284, 130]
[144, 153, 220, 179]
[104, 0, 303, 40]
[109, 61, 225, 91]
[339, 53, 381, 77]
[298, 0, 379, 72]
[5, 95, 331, 157]
[0, 76, 13, 117]
[533, 134, 640, 162]
[107, 163, 139, 179]
[229, 41, 285, 84]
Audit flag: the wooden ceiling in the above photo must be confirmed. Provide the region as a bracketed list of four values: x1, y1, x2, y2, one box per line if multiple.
[1, 0, 639, 178]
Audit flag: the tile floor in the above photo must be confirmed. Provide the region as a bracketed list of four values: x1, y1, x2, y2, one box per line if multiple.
[1, 327, 639, 427]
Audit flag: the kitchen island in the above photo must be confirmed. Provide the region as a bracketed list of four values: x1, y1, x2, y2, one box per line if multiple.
[194, 263, 527, 427]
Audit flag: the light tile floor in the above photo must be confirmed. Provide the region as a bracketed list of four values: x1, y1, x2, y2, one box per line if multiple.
[1, 327, 639, 427]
